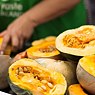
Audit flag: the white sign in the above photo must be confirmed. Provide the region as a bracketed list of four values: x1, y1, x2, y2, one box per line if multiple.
[0, 91, 11, 95]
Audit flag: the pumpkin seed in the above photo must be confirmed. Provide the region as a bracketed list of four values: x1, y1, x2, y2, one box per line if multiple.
[15, 74, 18, 76]
[15, 69, 19, 75]
[41, 80, 47, 84]
[26, 67, 32, 71]
[18, 67, 23, 72]
[37, 87, 43, 91]
[23, 67, 28, 72]
[47, 82, 53, 88]
[19, 71, 24, 76]
[39, 46, 56, 53]
[41, 85, 46, 91]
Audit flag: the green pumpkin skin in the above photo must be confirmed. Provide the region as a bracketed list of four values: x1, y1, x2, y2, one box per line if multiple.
[8, 78, 32, 95]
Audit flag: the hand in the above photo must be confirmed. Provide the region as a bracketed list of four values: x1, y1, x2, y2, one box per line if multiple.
[0, 13, 36, 51]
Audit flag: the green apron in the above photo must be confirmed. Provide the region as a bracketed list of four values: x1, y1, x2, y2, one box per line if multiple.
[0, 0, 87, 41]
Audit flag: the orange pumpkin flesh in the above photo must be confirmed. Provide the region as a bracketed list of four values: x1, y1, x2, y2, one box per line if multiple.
[68, 84, 88, 95]
[27, 41, 60, 59]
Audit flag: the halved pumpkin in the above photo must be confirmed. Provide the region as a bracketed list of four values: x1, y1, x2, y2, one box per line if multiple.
[56, 25, 95, 62]
[77, 55, 95, 94]
[27, 41, 61, 60]
[36, 58, 77, 86]
[31, 36, 56, 46]
[9, 58, 67, 95]
[67, 84, 88, 95]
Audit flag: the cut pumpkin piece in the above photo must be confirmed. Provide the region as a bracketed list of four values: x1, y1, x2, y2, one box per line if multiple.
[56, 25, 95, 62]
[77, 55, 95, 94]
[8, 58, 67, 95]
[31, 36, 56, 46]
[67, 84, 88, 95]
[27, 41, 61, 60]
[44, 36, 56, 42]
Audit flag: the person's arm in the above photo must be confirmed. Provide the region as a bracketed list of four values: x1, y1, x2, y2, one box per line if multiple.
[0, 0, 80, 51]
[25, 0, 80, 25]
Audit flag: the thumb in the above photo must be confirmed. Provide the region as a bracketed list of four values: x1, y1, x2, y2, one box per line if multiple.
[1, 34, 10, 51]
[0, 30, 7, 37]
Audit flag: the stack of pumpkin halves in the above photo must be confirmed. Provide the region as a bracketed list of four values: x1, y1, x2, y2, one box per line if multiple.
[8, 25, 95, 95]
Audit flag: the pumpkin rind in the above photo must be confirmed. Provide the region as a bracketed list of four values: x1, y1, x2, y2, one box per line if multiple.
[27, 41, 61, 60]
[36, 58, 77, 86]
[60, 52, 82, 63]
[56, 25, 95, 62]
[9, 58, 67, 95]
[77, 55, 95, 94]
[8, 79, 32, 95]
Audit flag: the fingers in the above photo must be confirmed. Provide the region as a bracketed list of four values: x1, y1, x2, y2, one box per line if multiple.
[0, 30, 7, 37]
[1, 34, 10, 51]
[11, 31, 26, 51]
[0, 25, 32, 51]
[1, 31, 20, 52]
[1, 32, 24, 52]
[0, 30, 26, 52]
[19, 37, 24, 49]
[11, 33, 19, 51]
